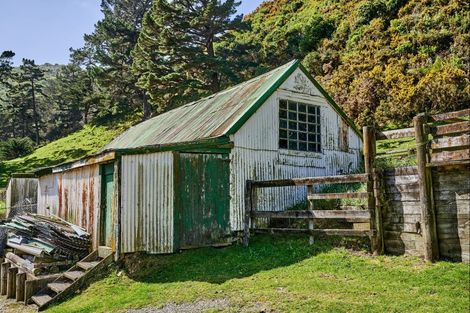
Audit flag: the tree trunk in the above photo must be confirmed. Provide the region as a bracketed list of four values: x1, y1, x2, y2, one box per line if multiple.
[142, 92, 152, 120]
[31, 78, 40, 144]
[206, 39, 220, 93]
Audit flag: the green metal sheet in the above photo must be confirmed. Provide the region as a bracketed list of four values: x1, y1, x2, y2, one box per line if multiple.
[100, 163, 114, 247]
[174, 153, 230, 249]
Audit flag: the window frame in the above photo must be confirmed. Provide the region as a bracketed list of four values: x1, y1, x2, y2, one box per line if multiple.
[278, 98, 322, 154]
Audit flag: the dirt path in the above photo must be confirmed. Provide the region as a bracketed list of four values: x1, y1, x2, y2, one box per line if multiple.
[126, 299, 231, 313]
[0, 298, 36, 313]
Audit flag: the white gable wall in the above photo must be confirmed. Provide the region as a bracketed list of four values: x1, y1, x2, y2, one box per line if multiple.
[230, 68, 363, 231]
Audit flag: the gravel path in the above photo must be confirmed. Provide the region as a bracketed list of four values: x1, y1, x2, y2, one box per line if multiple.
[126, 299, 230, 313]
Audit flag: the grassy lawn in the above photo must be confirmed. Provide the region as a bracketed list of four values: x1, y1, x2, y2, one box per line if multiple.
[47, 235, 469, 313]
[0, 124, 129, 188]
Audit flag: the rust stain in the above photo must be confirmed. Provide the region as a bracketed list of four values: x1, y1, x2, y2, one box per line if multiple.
[58, 176, 63, 217]
[63, 188, 69, 221]
[89, 178, 95, 234]
[82, 181, 88, 228]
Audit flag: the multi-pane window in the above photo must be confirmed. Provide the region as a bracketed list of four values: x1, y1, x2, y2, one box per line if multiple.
[279, 99, 321, 152]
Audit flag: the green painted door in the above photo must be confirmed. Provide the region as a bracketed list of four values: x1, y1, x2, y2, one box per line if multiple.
[175, 153, 230, 249]
[100, 163, 114, 247]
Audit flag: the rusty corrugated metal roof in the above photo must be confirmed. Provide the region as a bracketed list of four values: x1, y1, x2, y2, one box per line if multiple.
[104, 60, 299, 150]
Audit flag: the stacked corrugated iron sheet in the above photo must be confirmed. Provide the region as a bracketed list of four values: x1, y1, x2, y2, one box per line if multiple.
[2, 214, 91, 260]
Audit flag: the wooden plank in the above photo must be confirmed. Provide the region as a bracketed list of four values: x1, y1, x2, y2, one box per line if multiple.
[308, 192, 369, 200]
[253, 210, 370, 220]
[428, 159, 470, 168]
[381, 166, 418, 176]
[432, 121, 470, 137]
[430, 149, 470, 163]
[431, 134, 470, 150]
[251, 173, 369, 188]
[384, 191, 420, 201]
[255, 228, 372, 237]
[383, 174, 419, 185]
[376, 127, 415, 140]
[430, 109, 470, 122]
[376, 148, 416, 156]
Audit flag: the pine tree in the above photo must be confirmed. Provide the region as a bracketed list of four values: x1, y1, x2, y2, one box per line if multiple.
[17, 59, 45, 144]
[71, 0, 153, 119]
[132, 0, 245, 112]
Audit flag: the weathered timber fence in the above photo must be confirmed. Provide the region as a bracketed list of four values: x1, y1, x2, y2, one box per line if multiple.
[376, 108, 469, 262]
[244, 108, 469, 262]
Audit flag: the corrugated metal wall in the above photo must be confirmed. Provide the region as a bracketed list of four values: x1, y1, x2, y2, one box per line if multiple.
[6, 178, 38, 216]
[230, 68, 363, 230]
[37, 165, 101, 247]
[120, 152, 174, 254]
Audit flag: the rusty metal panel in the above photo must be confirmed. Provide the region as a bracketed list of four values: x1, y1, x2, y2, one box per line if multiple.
[5, 178, 38, 216]
[103, 61, 297, 150]
[230, 70, 363, 231]
[121, 152, 174, 254]
[37, 165, 101, 248]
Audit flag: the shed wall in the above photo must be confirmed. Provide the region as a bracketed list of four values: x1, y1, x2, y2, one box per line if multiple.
[37, 165, 101, 247]
[230, 68, 363, 230]
[120, 152, 174, 254]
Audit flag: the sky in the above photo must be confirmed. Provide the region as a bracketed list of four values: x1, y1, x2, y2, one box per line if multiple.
[0, 0, 264, 65]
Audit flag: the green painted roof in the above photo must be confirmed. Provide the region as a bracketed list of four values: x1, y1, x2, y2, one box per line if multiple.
[104, 60, 359, 150]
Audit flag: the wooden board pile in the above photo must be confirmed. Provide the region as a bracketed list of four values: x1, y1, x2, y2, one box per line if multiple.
[1, 214, 91, 275]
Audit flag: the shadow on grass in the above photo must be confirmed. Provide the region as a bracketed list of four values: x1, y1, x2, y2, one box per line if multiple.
[122, 234, 368, 285]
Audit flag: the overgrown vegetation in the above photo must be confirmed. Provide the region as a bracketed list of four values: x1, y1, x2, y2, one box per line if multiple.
[0, 124, 128, 187]
[46, 235, 469, 313]
[239, 0, 469, 127]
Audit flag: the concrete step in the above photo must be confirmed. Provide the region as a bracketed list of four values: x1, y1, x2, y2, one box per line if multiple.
[48, 281, 72, 293]
[64, 270, 85, 281]
[98, 246, 113, 259]
[31, 294, 53, 307]
[77, 261, 100, 271]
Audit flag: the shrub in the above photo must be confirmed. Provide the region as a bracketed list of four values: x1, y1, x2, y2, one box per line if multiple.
[0, 137, 35, 161]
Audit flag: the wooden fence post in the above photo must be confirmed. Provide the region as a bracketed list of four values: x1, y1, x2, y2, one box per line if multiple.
[363, 126, 383, 255]
[307, 185, 315, 245]
[15, 272, 26, 302]
[414, 113, 439, 262]
[7, 266, 18, 298]
[243, 180, 253, 247]
[1, 261, 10, 295]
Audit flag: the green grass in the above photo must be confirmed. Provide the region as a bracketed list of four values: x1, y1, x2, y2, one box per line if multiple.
[48, 235, 469, 313]
[0, 124, 130, 188]
[376, 137, 417, 169]
[0, 199, 5, 218]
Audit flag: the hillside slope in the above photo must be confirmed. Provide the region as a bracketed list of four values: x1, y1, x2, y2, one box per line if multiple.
[237, 0, 469, 127]
[0, 124, 128, 187]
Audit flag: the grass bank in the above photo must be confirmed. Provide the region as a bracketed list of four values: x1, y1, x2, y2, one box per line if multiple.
[0, 124, 128, 188]
[48, 235, 469, 313]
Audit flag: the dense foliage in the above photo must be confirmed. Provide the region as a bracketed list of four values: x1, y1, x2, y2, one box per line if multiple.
[132, 0, 247, 112]
[237, 0, 469, 127]
[0, 0, 468, 167]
